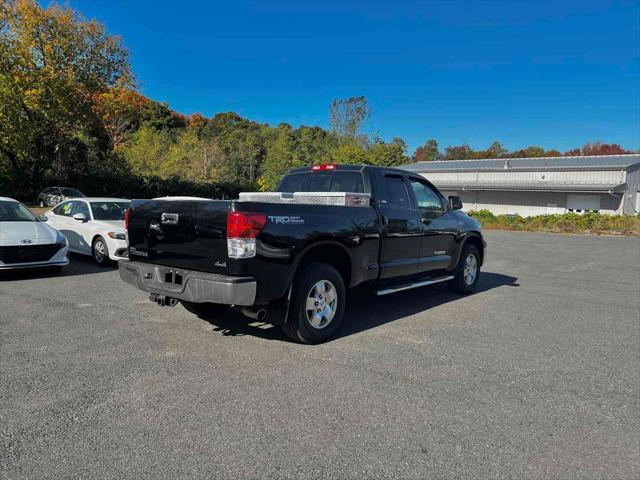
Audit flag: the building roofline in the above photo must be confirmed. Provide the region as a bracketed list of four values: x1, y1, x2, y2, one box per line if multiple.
[420, 153, 639, 163]
[403, 154, 640, 173]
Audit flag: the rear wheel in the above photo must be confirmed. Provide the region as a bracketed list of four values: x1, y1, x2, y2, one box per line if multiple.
[92, 236, 111, 266]
[448, 244, 481, 293]
[181, 301, 229, 318]
[38, 199, 45, 207]
[282, 263, 346, 344]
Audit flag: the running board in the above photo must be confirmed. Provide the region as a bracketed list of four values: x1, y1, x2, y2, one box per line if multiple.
[375, 275, 454, 296]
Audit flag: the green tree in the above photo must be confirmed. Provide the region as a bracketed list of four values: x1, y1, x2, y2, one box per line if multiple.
[412, 139, 440, 162]
[258, 124, 298, 190]
[328, 96, 370, 138]
[123, 125, 172, 178]
[485, 141, 507, 158]
[444, 144, 475, 160]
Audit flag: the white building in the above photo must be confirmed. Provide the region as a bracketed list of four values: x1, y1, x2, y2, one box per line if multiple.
[402, 154, 640, 216]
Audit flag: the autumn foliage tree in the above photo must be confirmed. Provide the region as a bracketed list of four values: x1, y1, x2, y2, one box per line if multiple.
[91, 88, 148, 150]
[0, 0, 132, 193]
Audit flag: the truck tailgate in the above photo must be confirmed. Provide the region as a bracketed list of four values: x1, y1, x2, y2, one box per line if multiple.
[127, 199, 232, 273]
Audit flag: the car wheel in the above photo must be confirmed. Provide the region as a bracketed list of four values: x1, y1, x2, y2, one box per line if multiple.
[39, 199, 45, 207]
[181, 301, 229, 318]
[92, 236, 111, 266]
[448, 244, 481, 293]
[282, 262, 346, 344]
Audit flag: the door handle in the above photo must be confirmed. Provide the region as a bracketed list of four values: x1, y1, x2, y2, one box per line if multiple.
[421, 218, 432, 225]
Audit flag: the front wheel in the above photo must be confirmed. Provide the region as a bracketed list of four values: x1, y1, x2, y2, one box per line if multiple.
[282, 263, 346, 344]
[39, 199, 45, 208]
[92, 236, 111, 266]
[448, 244, 481, 293]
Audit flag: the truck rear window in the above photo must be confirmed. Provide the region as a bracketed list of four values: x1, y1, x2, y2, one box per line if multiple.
[279, 171, 365, 193]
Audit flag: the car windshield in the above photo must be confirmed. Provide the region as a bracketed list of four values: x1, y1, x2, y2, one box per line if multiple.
[90, 202, 130, 221]
[0, 201, 38, 222]
[60, 188, 84, 197]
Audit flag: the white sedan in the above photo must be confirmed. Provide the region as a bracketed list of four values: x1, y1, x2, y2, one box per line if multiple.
[0, 197, 69, 271]
[45, 197, 130, 266]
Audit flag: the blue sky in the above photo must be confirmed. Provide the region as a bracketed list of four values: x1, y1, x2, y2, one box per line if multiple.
[63, 0, 639, 153]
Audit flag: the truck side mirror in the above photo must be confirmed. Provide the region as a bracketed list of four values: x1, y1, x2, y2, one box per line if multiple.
[448, 196, 463, 210]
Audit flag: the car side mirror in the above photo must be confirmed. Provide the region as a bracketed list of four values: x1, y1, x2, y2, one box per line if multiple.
[448, 196, 463, 210]
[37, 215, 48, 222]
[72, 213, 87, 222]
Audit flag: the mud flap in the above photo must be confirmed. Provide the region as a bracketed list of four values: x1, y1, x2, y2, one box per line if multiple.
[266, 284, 292, 326]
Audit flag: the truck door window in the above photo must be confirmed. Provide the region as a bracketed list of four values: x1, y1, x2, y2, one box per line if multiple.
[385, 175, 410, 208]
[408, 178, 444, 211]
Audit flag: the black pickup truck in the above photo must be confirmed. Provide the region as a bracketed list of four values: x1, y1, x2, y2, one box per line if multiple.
[119, 164, 485, 343]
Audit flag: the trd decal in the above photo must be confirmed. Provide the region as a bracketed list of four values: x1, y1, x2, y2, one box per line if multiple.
[268, 215, 305, 225]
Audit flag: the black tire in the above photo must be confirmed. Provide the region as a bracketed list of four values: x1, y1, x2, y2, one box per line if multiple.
[92, 236, 111, 266]
[181, 301, 229, 318]
[39, 199, 45, 208]
[448, 243, 481, 293]
[282, 263, 346, 344]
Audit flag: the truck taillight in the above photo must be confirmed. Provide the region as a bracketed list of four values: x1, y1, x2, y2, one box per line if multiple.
[227, 211, 266, 259]
[311, 164, 336, 171]
[124, 208, 131, 230]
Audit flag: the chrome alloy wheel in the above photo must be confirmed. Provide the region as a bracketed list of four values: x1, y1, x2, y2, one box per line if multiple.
[463, 253, 478, 285]
[94, 239, 106, 263]
[305, 280, 338, 329]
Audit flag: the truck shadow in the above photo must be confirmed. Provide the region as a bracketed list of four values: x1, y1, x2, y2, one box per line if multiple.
[199, 271, 519, 342]
[337, 271, 519, 340]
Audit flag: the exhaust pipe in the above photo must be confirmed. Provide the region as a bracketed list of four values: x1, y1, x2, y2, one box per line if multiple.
[149, 293, 178, 307]
[239, 306, 267, 321]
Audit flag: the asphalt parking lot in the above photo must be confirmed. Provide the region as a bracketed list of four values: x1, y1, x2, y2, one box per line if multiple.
[1, 231, 639, 479]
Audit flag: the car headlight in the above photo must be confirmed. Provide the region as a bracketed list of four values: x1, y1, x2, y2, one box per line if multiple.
[55, 231, 68, 248]
[107, 232, 126, 240]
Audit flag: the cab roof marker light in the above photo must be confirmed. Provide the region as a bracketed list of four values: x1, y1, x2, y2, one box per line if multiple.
[311, 164, 337, 171]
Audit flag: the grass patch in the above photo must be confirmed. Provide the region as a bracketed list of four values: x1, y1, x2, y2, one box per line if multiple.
[468, 210, 640, 236]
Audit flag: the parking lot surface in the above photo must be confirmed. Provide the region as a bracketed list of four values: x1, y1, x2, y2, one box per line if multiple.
[1, 231, 639, 479]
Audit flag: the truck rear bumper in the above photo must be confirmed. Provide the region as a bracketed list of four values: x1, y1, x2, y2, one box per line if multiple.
[118, 260, 256, 306]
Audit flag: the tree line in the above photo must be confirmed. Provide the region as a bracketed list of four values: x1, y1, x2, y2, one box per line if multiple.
[411, 139, 635, 162]
[0, 1, 636, 201]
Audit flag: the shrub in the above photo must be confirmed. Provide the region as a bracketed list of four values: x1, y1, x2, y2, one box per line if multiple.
[467, 211, 640, 236]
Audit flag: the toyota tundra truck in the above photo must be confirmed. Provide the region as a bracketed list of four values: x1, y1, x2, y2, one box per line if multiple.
[119, 164, 486, 343]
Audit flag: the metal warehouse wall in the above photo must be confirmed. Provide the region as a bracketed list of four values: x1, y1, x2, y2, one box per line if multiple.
[623, 168, 640, 214]
[440, 190, 623, 217]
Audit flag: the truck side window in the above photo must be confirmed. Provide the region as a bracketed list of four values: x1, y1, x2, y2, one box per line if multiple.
[408, 178, 443, 211]
[385, 175, 410, 207]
